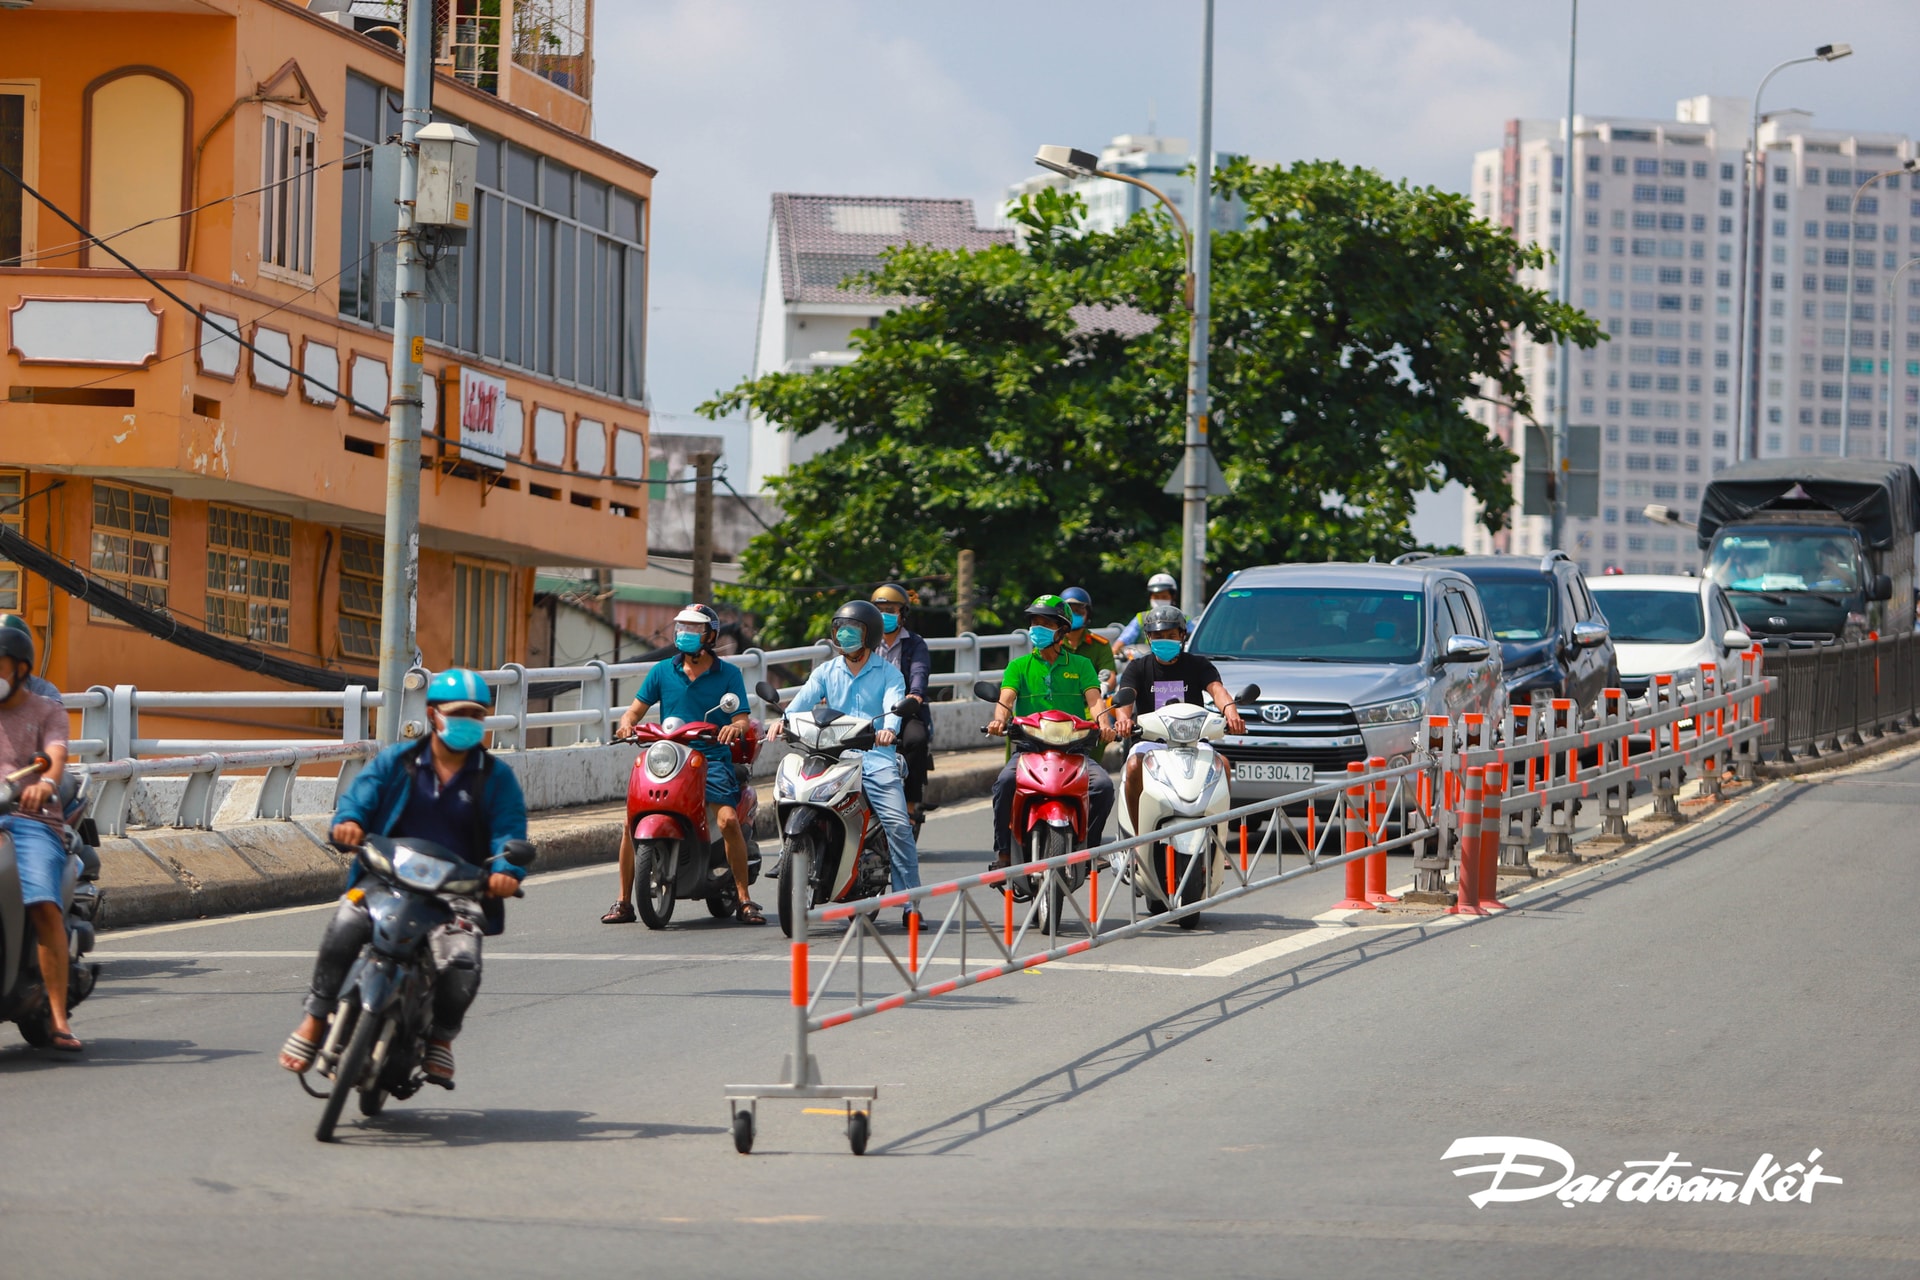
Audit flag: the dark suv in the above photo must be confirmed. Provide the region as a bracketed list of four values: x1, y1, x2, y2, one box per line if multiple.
[1398, 551, 1618, 717]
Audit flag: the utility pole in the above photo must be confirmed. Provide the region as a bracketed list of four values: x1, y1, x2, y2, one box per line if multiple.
[955, 549, 976, 637]
[690, 451, 717, 604]
[376, 0, 431, 742]
[1549, 0, 1578, 553]
[1179, 0, 1215, 619]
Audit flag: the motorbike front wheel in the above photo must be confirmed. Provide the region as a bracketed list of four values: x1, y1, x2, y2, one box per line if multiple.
[317, 1007, 382, 1143]
[1030, 826, 1071, 934]
[776, 839, 817, 939]
[635, 841, 678, 929]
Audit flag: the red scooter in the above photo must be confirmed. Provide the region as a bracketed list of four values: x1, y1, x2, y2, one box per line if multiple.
[973, 682, 1133, 930]
[622, 719, 765, 927]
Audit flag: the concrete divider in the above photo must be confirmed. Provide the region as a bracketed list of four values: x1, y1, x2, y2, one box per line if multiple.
[95, 744, 1009, 930]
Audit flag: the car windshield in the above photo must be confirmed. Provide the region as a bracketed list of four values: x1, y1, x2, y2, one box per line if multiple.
[1472, 580, 1554, 642]
[1589, 588, 1704, 644]
[1706, 531, 1861, 594]
[1190, 586, 1425, 665]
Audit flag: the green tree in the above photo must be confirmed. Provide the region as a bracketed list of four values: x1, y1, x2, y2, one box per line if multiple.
[704, 167, 1598, 647]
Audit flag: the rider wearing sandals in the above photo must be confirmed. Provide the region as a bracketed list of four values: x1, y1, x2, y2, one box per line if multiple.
[604, 604, 764, 926]
[279, 669, 529, 1084]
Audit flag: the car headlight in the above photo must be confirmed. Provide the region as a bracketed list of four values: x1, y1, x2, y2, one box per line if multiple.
[1354, 696, 1423, 725]
[644, 741, 683, 780]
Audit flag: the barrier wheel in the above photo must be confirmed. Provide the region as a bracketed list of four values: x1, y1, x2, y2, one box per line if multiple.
[846, 1110, 869, 1156]
[732, 1109, 755, 1154]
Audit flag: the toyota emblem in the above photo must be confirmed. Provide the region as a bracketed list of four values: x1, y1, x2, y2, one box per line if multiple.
[1767, 616, 1788, 627]
[1260, 703, 1294, 724]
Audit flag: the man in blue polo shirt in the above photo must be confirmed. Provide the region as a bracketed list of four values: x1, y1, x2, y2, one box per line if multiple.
[605, 605, 761, 924]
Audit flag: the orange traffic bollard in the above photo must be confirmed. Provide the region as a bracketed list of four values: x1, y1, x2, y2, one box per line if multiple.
[1448, 765, 1488, 916]
[1478, 761, 1507, 911]
[1239, 821, 1249, 875]
[1089, 856, 1100, 923]
[908, 909, 920, 975]
[1332, 761, 1373, 910]
[1365, 756, 1398, 905]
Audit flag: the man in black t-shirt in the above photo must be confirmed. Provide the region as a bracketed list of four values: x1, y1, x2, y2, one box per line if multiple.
[1113, 605, 1247, 833]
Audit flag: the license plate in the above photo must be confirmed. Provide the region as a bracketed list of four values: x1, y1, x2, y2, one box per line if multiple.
[1232, 762, 1315, 783]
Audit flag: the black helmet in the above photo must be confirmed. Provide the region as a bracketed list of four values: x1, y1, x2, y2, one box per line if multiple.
[1143, 603, 1188, 635]
[831, 600, 884, 652]
[0, 614, 33, 669]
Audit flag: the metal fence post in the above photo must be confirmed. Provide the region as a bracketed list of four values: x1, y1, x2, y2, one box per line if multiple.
[582, 660, 614, 744]
[1650, 674, 1682, 820]
[399, 667, 431, 741]
[1496, 703, 1533, 875]
[492, 663, 528, 751]
[257, 752, 298, 821]
[1411, 715, 1451, 896]
[80, 686, 114, 763]
[110, 684, 138, 761]
[1596, 687, 1634, 843]
[340, 685, 371, 743]
[1538, 698, 1578, 860]
[1698, 663, 1723, 801]
[175, 755, 224, 829]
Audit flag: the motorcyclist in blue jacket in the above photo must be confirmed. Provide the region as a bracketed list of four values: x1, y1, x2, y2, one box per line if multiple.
[278, 669, 529, 1084]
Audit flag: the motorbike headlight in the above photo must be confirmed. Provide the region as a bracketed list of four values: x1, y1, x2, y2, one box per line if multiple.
[1354, 696, 1423, 725]
[1163, 711, 1206, 744]
[645, 741, 683, 780]
[390, 846, 456, 892]
[1037, 718, 1077, 746]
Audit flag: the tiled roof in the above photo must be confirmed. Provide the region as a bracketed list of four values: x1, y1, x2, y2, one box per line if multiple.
[771, 193, 1013, 304]
[1068, 303, 1161, 339]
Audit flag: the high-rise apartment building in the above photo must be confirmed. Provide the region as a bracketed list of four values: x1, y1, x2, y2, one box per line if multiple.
[1462, 97, 1918, 575]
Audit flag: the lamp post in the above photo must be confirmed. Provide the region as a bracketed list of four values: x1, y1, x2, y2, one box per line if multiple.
[1549, 0, 1579, 553]
[1734, 42, 1851, 465]
[1842, 160, 1919, 456]
[1036, 0, 1215, 617]
[1887, 255, 1920, 461]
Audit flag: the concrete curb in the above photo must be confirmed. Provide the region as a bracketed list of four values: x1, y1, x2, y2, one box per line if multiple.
[96, 748, 1008, 932]
[1754, 723, 1920, 778]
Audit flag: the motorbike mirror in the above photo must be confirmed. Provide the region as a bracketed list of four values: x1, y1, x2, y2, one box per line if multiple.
[754, 680, 784, 710]
[1234, 683, 1261, 703]
[1110, 687, 1137, 708]
[500, 839, 538, 871]
[894, 695, 923, 714]
[972, 680, 1001, 703]
[718, 692, 742, 715]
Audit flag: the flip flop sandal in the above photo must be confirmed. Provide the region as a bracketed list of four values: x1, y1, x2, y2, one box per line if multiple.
[600, 900, 636, 924]
[278, 1030, 318, 1072]
[50, 1030, 84, 1054]
[736, 900, 768, 926]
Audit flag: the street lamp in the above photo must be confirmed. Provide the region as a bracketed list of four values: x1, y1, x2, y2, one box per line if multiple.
[1735, 42, 1850, 464]
[1887, 255, 1920, 460]
[1034, 0, 1215, 620]
[1841, 159, 1920, 455]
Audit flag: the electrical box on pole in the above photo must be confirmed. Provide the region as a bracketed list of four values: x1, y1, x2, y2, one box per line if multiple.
[1523, 423, 1599, 518]
[412, 122, 477, 238]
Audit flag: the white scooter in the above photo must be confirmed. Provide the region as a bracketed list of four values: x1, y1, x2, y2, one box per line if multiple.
[1116, 685, 1257, 931]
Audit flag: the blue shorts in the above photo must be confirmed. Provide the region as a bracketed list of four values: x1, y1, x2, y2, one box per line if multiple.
[3, 815, 70, 908]
[698, 746, 742, 806]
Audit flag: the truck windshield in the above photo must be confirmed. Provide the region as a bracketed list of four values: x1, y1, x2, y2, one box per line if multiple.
[1473, 581, 1553, 642]
[1191, 587, 1425, 665]
[1588, 589, 1704, 643]
[1706, 531, 1861, 594]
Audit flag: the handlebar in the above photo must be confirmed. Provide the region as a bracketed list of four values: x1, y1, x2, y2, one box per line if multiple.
[4, 753, 51, 787]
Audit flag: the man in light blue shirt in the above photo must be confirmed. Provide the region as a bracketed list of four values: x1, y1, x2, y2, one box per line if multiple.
[778, 600, 921, 924]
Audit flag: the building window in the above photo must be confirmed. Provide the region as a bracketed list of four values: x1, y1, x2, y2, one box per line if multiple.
[205, 505, 292, 646]
[452, 559, 511, 669]
[90, 482, 170, 618]
[260, 107, 319, 279]
[1, 82, 40, 269]
[0, 470, 21, 612]
[338, 533, 383, 661]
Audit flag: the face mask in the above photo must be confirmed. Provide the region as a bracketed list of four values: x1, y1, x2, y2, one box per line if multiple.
[1028, 624, 1057, 649]
[0, 678, 11, 701]
[836, 626, 865, 652]
[1150, 639, 1184, 662]
[880, 612, 900, 634]
[436, 714, 485, 752]
[1069, 611, 1086, 630]
[1150, 595, 1173, 608]
[673, 629, 704, 654]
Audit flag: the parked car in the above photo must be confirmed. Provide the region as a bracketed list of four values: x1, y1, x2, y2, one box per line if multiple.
[1409, 551, 1617, 718]
[1586, 573, 1752, 713]
[1187, 562, 1504, 804]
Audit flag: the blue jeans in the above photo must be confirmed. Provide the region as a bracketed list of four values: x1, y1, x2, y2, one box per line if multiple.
[858, 751, 919, 898]
[2, 815, 70, 908]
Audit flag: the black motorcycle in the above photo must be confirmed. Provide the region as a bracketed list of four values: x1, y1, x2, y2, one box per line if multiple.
[303, 834, 536, 1142]
[0, 754, 103, 1047]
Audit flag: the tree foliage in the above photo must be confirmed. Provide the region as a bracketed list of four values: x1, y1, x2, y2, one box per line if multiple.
[703, 164, 1599, 646]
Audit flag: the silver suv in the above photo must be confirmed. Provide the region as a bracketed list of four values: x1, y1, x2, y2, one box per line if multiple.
[1188, 563, 1505, 803]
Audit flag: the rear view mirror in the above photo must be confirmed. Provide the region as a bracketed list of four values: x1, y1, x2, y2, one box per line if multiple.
[1571, 620, 1610, 649]
[973, 680, 1001, 703]
[1723, 629, 1752, 651]
[1870, 573, 1893, 602]
[754, 681, 784, 711]
[500, 839, 538, 871]
[1110, 687, 1137, 708]
[1443, 635, 1492, 664]
[1234, 683, 1261, 703]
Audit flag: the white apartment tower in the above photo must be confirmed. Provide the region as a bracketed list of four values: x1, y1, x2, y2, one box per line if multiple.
[1463, 97, 1918, 575]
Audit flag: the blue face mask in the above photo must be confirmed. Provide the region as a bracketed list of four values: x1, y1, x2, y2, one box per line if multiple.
[836, 626, 865, 652]
[1150, 639, 1184, 662]
[1028, 624, 1057, 649]
[1069, 611, 1086, 630]
[436, 714, 485, 752]
[880, 612, 900, 634]
[673, 629, 704, 654]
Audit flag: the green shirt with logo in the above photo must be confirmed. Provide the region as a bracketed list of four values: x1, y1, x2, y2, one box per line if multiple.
[1001, 649, 1101, 717]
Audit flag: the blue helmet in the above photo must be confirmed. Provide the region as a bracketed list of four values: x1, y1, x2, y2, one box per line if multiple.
[427, 668, 493, 707]
[1060, 586, 1092, 610]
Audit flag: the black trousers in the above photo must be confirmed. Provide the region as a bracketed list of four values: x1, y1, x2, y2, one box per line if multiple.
[303, 896, 483, 1038]
[900, 716, 932, 805]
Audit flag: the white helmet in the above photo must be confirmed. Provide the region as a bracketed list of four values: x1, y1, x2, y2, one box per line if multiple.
[1147, 573, 1178, 597]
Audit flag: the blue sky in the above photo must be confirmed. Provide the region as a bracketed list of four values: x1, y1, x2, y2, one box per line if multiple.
[594, 0, 1918, 528]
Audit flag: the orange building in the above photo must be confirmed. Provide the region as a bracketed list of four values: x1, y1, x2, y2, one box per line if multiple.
[0, 0, 650, 743]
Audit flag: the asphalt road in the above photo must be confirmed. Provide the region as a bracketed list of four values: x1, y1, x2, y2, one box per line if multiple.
[2, 755, 1916, 1279]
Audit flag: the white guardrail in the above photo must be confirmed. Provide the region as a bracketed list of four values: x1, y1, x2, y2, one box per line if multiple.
[64, 629, 1044, 837]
